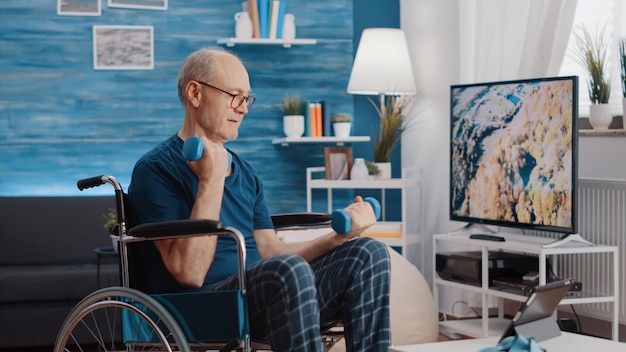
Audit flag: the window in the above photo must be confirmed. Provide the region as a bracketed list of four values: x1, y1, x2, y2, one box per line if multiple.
[559, 0, 626, 117]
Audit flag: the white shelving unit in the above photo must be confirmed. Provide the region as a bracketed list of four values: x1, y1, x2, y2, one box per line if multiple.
[272, 136, 370, 146]
[306, 167, 424, 269]
[217, 38, 317, 48]
[433, 233, 620, 340]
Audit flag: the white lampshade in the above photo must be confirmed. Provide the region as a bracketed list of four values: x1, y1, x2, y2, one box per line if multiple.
[347, 28, 416, 96]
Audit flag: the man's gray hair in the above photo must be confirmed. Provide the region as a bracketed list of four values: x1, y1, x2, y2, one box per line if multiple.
[176, 47, 237, 105]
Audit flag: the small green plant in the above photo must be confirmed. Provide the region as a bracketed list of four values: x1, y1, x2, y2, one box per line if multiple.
[280, 95, 302, 115]
[619, 37, 626, 98]
[572, 24, 611, 104]
[331, 113, 352, 123]
[365, 160, 381, 176]
[103, 208, 118, 235]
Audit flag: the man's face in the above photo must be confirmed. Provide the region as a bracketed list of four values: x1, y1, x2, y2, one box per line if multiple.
[197, 54, 251, 144]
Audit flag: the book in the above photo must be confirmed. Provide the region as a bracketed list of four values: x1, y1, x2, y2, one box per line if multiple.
[302, 101, 312, 137]
[309, 102, 318, 137]
[269, 0, 280, 39]
[258, 0, 270, 39]
[247, 0, 260, 38]
[275, 1, 286, 39]
[320, 100, 331, 136]
[313, 102, 322, 137]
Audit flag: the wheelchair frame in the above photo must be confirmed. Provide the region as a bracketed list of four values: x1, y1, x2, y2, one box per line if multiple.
[54, 175, 253, 352]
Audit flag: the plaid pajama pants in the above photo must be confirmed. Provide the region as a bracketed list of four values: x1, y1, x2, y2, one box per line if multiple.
[206, 237, 391, 352]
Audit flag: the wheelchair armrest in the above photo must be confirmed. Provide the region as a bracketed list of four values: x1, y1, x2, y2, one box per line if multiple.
[128, 219, 225, 238]
[271, 212, 331, 229]
[127, 219, 247, 291]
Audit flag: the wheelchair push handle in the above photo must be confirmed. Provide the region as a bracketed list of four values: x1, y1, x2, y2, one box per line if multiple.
[331, 197, 381, 235]
[77, 175, 107, 190]
[182, 136, 232, 172]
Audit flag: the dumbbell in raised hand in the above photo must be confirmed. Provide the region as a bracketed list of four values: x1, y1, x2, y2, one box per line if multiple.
[182, 136, 232, 171]
[331, 197, 381, 234]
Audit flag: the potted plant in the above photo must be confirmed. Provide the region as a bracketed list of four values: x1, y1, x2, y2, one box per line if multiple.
[280, 95, 304, 138]
[371, 95, 415, 178]
[572, 24, 612, 129]
[619, 37, 626, 120]
[331, 113, 352, 138]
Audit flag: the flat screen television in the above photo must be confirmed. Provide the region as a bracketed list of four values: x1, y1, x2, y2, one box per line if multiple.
[450, 76, 579, 236]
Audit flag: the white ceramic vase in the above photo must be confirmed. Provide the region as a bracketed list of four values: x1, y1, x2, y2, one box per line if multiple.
[333, 122, 351, 138]
[283, 115, 304, 137]
[589, 103, 612, 130]
[350, 158, 369, 181]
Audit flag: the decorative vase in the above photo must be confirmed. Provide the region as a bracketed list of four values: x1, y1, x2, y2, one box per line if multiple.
[234, 11, 253, 39]
[350, 158, 368, 180]
[110, 235, 119, 253]
[283, 115, 304, 137]
[374, 162, 391, 179]
[282, 13, 296, 40]
[333, 122, 351, 138]
[589, 103, 612, 130]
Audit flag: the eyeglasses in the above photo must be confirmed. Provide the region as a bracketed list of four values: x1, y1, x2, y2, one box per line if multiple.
[195, 81, 256, 109]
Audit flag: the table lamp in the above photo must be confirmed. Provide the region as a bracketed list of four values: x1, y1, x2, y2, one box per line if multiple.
[347, 28, 416, 166]
[347, 28, 416, 96]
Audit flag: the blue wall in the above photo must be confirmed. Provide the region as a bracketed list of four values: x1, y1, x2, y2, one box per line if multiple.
[0, 0, 361, 214]
[352, 0, 401, 220]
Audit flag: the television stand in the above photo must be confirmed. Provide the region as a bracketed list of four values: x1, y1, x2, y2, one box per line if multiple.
[542, 233, 594, 248]
[448, 223, 497, 236]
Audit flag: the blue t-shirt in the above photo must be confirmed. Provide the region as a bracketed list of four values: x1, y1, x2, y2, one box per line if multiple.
[128, 134, 274, 293]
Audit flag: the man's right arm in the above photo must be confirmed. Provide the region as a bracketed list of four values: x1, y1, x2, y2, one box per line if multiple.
[153, 177, 224, 288]
[131, 142, 229, 288]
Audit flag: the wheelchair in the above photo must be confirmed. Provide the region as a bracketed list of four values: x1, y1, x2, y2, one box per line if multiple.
[54, 175, 334, 352]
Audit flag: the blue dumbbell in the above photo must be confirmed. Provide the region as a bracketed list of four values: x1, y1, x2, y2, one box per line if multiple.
[182, 136, 232, 171]
[331, 197, 381, 234]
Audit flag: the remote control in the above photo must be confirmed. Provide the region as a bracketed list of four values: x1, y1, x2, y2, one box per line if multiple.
[469, 234, 506, 242]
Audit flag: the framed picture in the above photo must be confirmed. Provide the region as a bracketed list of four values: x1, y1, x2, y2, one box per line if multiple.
[57, 0, 101, 16]
[92, 25, 154, 70]
[324, 147, 353, 180]
[108, 0, 167, 10]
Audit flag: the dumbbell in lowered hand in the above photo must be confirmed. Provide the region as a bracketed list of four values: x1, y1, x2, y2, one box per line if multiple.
[331, 197, 381, 234]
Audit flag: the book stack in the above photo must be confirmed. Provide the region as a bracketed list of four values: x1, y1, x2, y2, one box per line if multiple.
[301, 100, 332, 137]
[246, 0, 287, 39]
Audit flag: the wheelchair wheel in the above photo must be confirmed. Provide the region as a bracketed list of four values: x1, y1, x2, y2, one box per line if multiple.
[54, 286, 190, 352]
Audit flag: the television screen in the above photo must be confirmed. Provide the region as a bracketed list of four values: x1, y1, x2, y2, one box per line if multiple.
[450, 76, 578, 234]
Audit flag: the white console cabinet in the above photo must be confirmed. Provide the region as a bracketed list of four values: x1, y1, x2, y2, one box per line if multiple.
[306, 167, 423, 268]
[432, 233, 620, 341]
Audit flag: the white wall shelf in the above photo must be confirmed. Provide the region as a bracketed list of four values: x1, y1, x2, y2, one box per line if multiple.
[217, 38, 317, 48]
[306, 166, 424, 269]
[432, 233, 620, 340]
[272, 136, 370, 146]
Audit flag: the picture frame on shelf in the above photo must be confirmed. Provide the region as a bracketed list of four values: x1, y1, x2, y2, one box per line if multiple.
[108, 0, 168, 10]
[324, 147, 352, 180]
[57, 0, 101, 16]
[92, 25, 154, 70]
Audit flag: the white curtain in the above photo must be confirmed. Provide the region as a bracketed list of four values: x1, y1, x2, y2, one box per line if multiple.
[459, 0, 577, 83]
[399, 0, 578, 298]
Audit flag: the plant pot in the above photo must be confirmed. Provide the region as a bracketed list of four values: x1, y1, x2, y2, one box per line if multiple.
[589, 104, 612, 130]
[374, 162, 391, 179]
[283, 115, 304, 137]
[333, 122, 351, 138]
[110, 235, 119, 253]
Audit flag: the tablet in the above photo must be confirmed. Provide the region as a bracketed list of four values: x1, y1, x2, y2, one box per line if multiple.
[499, 278, 574, 342]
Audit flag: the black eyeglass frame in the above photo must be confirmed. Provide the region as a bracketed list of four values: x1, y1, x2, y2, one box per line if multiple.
[195, 80, 255, 109]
